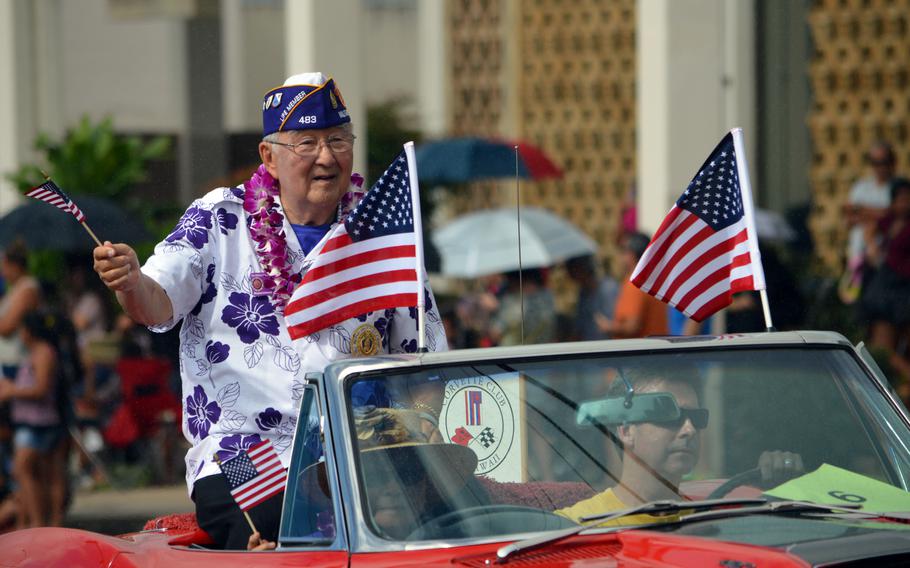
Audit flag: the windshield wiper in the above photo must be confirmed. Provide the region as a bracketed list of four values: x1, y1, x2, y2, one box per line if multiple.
[663, 499, 903, 526]
[495, 497, 767, 564]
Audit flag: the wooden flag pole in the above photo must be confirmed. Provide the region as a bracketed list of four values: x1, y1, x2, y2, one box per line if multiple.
[243, 511, 257, 533]
[80, 222, 103, 248]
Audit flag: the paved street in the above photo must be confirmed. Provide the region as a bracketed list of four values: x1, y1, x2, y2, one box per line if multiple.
[64, 485, 193, 535]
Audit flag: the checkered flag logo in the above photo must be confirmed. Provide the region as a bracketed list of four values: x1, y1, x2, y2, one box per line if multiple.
[478, 427, 496, 448]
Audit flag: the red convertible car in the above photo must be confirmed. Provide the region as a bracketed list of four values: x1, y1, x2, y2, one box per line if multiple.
[6, 331, 910, 566]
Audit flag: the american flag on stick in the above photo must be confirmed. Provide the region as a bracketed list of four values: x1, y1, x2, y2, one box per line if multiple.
[631, 129, 768, 324]
[26, 179, 86, 223]
[217, 440, 287, 512]
[24, 178, 102, 247]
[285, 146, 423, 339]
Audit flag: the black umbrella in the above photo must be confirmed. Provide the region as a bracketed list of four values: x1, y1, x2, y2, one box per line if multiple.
[0, 195, 151, 251]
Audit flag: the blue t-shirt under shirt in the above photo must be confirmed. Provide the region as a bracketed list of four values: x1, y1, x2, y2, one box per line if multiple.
[291, 223, 333, 256]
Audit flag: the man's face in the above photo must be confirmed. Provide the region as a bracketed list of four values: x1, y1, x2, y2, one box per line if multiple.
[366, 469, 426, 540]
[619, 380, 701, 484]
[260, 126, 355, 221]
[868, 146, 895, 183]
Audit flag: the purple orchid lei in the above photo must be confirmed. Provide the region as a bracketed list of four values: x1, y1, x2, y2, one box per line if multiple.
[243, 165, 365, 313]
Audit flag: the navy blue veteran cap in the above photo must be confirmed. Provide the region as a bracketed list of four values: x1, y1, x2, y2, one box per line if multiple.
[262, 72, 351, 136]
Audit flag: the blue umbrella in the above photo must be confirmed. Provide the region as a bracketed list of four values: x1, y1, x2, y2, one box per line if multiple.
[415, 137, 562, 184]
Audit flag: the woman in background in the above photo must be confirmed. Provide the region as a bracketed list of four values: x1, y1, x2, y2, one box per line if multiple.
[0, 310, 69, 528]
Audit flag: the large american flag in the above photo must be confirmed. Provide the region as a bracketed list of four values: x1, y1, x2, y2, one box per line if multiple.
[631, 132, 765, 322]
[25, 180, 86, 223]
[218, 440, 287, 511]
[285, 150, 419, 339]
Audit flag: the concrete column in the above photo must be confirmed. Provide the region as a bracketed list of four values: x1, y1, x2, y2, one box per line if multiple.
[178, 13, 227, 202]
[221, 0, 245, 132]
[0, 0, 34, 213]
[284, 0, 365, 176]
[636, 0, 756, 234]
[416, 0, 448, 137]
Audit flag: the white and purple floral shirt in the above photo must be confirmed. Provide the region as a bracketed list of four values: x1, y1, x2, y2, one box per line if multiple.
[141, 186, 447, 496]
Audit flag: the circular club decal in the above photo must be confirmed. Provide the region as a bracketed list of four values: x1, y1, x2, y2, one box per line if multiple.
[442, 377, 515, 475]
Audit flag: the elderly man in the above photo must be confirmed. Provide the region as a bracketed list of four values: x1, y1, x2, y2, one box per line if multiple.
[559, 364, 802, 525]
[93, 72, 447, 549]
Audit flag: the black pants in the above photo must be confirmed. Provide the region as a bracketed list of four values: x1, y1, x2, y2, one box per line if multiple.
[193, 474, 284, 550]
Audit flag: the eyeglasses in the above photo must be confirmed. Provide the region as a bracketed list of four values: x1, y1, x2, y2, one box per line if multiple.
[270, 134, 356, 157]
[656, 407, 710, 430]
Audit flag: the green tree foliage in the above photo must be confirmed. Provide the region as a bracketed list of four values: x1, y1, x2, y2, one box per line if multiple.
[7, 115, 170, 201]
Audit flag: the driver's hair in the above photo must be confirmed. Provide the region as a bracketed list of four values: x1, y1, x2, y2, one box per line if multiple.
[606, 361, 703, 400]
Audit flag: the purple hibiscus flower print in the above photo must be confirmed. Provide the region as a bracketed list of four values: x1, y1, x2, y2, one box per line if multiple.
[216, 433, 263, 462]
[217, 207, 238, 235]
[255, 407, 282, 431]
[230, 186, 244, 199]
[191, 264, 217, 316]
[186, 385, 221, 440]
[221, 292, 280, 344]
[166, 206, 213, 249]
[205, 340, 230, 364]
[400, 338, 418, 353]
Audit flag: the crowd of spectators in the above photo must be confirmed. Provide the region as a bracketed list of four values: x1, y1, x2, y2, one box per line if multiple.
[0, 243, 182, 531]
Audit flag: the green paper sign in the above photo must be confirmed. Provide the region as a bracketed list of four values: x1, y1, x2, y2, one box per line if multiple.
[765, 463, 910, 512]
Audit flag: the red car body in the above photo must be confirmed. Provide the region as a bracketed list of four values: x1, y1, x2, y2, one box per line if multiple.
[4, 332, 910, 567]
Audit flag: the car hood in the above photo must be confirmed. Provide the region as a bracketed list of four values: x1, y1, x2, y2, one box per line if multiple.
[445, 515, 910, 567]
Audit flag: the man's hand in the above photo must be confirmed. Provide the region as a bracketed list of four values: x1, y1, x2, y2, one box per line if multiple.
[758, 450, 804, 483]
[247, 531, 276, 551]
[93, 241, 140, 292]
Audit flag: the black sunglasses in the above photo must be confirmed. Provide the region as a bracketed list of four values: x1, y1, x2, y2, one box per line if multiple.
[656, 407, 709, 430]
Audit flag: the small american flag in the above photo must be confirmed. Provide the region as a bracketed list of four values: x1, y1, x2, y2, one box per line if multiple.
[285, 150, 419, 339]
[631, 132, 765, 322]
[218, 440, 287, 511]
[25, 180, 86, 223]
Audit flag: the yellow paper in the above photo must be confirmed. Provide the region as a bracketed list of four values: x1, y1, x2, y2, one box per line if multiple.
[765, 463, 910, 512]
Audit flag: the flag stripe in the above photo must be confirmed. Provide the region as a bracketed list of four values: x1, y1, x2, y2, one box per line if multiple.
[25, 180, 86, 223]
[309, 232, 415, 271]
[301, 243, 416, 285]
[288, 281, 418, 322]
[235, 475, 287, 510]
[236, 476, 287, 510]
[631, 207, 695, 285]
[666, 239, 751, 306]
[286, 269, 417, 313]
[657, 225, 749, 302]
[676, 251, 752, 317]
[290, 257, 418, 304]
[288, 293, 418, 338]
[647, 222, 717, 295]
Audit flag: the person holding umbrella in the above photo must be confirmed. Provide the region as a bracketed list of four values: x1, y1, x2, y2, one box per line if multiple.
[92, 72, 447, 549]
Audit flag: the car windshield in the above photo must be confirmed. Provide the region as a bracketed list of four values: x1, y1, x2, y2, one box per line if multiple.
[341, 346, 910, 542]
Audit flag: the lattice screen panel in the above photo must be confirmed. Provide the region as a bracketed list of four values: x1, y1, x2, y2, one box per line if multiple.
[448, 0, 509, 213]
[447, 0, 637, 270]
[518, 0, 636, 263]
[807, 0, 910, 271]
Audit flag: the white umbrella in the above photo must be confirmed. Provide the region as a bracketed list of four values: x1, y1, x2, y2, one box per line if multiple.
[754, 208, 796, 242]
[432, 207, 597, 278]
